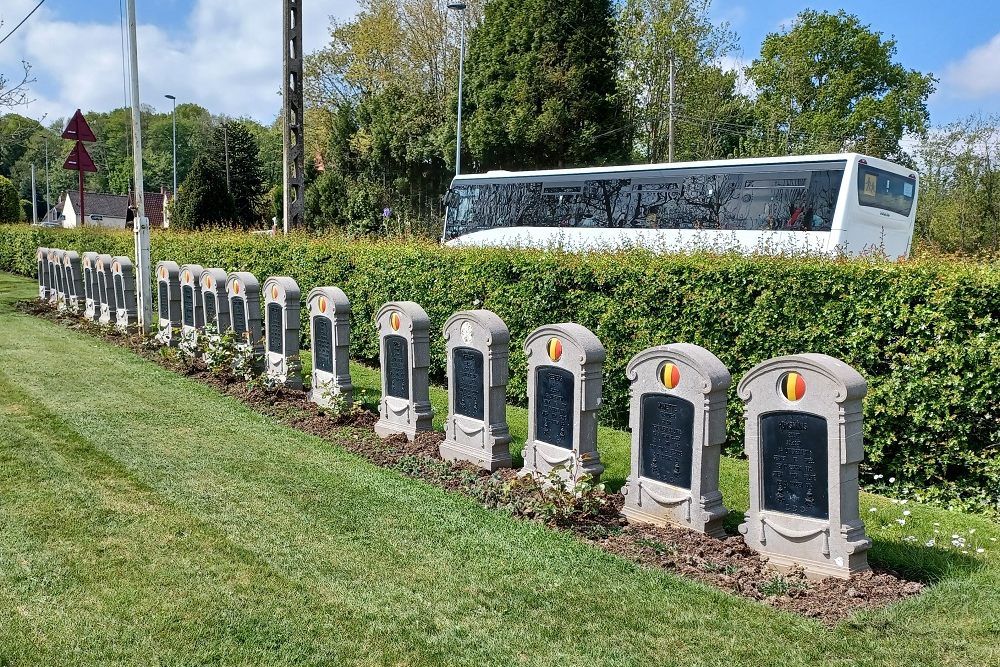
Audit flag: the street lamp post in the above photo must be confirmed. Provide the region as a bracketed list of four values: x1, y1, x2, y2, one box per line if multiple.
[448, 1, 467, 176]
[164, 94, 177, 198]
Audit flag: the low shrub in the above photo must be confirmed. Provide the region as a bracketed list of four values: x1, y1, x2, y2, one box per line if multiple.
[3, 226, 998, 514]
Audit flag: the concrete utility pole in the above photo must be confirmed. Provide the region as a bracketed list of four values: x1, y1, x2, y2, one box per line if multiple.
[126, 0, 153, 333]
[282, 0, 304, 234]
[44, 140, 50, 220]
[223, 119, 231, 194]
[30, 164, 37, 224]
[448, 1, 467, 176]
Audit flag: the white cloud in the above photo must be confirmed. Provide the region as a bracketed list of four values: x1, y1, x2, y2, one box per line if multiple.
[717, 55, 758, 99]
[1, 0, 358, 124]
[942, 31, 1000, 98]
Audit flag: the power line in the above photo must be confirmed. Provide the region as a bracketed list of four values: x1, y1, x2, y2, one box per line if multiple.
[0, 0, 46, 47]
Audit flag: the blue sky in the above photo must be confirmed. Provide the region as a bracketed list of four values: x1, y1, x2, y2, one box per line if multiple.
[2, 0, 998, 126]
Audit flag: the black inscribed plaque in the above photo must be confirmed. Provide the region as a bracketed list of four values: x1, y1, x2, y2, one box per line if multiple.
[158, 282, 168, 319]
[313, 315, 334, 374]
[98, 273, 108, 305]
[54, 265, 62, 294]
[453, 347, 484, 420]
[267, 302, 283, 354]
[204, 292, 217, 327]
[231, 297, 247, 336]
[182, 285, 194, 326]
[38, 261, 44, 286]
[65, 268, 75, 297]
[640, 393, 695, 488]
[535, 366, 574, 449]
[384, 334, 409, 399]
[761, 412, 829, 520]
[114, 274, 125, 309]
[84, 268, 93, 300]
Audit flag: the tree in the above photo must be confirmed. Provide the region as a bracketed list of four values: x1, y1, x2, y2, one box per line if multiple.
[464, 0, 626, 170]
[616, 0, 743, 163]
[171, 154, 235, 229]
[210, 120, 266, 226]
[0, 61, 32, 110]
[0, 175, 21, 223]
[746, 10, 935, 160]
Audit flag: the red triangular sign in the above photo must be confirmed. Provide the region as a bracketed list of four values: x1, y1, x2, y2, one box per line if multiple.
[63, 141, 98, 173]
[61, 109, 97, 142]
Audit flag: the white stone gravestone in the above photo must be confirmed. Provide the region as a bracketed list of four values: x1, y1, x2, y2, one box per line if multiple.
[226, 272, 264, 362]
[155, 261, 182, 345]
[374, 301, 433, 440]
[36, 247, 49, 300]
[262, 276, 303, 389]
[440, 309, 512, 471]
[179, 264, 205, 340]
[306, 286, 352, 407]
[200, 268, 231, 333]
[111, 256, 138, 330]
[737, 353, 871, 579]
[622, 343, 730, 536]
[82, 252, 100, 321]
[95, 254, 118, 325]
[62, 251, 84, 313]
[48, 249, 64, 308]
[521, 323, 606, 486]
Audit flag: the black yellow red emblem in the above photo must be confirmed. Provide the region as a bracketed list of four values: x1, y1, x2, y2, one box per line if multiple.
[781, 372, 806, 401]
[547, 337, 563, 362]
[660, 362, 680, 389]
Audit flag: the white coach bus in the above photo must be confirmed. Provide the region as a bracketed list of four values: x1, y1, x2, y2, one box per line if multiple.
[442, 153, 918, 258]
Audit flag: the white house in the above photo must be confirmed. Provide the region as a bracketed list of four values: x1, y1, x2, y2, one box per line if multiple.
[49, 189, 171, 229]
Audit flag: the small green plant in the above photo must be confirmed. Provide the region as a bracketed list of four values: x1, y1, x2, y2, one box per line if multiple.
[758, 575, 808, 597]
[636, 538, 677, 556]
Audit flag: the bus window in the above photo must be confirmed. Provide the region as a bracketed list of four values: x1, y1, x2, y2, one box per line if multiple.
[857, 165, 915, 216]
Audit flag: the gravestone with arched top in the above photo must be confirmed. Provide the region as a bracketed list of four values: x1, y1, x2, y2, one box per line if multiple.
[82, 252, 100, 321]
[262, 276, 302, 389]
[36, 247, 49, 300]
[95, 254, 117, 325]
[226, 272, 264, 361]
[155, 261, 182, 344]
[374, 301, 433, 440]
[179, 264, 205, 340]
[48, 249, 64, 308]
[200, 268, 231, 333]
[306, 286, 352, 407]
[62, 251, 84, 313]
[111, 256, 138, 330]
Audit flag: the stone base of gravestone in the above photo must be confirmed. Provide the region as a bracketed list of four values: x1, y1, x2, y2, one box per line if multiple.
[737, 354, 872, 580]
[622, 344, 730, 537]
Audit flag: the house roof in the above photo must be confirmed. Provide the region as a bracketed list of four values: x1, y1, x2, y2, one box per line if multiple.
[64, 190, 168, 228]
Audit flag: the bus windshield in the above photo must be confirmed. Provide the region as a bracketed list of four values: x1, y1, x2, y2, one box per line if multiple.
[857, 164, 916, 217]
[444, 163, 846, 241]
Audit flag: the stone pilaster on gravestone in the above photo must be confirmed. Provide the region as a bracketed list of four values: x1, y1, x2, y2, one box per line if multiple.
[62, 251, 84, 313]
[306, 286, 352, 408]
[200, 268, 231, 334]
[82, 252, 100, 321]
[440, 310, 512, 471]
[155, 261, 182, 345]
[737, 354, 871, 580]
[179, 264, 205, 341]
[374, 301, 433, 441]
[36, 247, 49, 300]
[621, 344, 731, 537]
[111, 256, 138, 330]
[95, 254, 118, 325]
[521, 324, 606, 486]
[226, 272, 265, 363]
[262, 277, 303, 389]
[48, 249, 64, 308]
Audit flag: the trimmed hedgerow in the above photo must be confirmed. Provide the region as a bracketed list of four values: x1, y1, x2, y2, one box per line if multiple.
[3, 226, 999, 514]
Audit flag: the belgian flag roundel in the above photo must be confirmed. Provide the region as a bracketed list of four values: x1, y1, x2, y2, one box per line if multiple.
[547, 337, 563, 362]
[781, 372, 806, 401]
[660, 362, 680, 389]
[319, 296, 328, 314]
[390, 312, 401, 331]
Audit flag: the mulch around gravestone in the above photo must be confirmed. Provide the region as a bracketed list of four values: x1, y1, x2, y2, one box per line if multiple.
[19, 300, 925, 625]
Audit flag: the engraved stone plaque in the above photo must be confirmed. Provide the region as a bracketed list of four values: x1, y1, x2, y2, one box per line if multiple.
[313, 315, 334, 374]
[384, 334, 409, 399]
[159, 282, 168, 319]
[639, 393, 694, 489]
[267, 302, 283, 354]
[761, 412, 829, 520]
[452, 347, 484, 420]
[231, 297, 247, 336]
[155, 261, 182, 345]
[182, 285, 194, 326]
[114, 274, 125, 308]
[204, 291, 217, 328]
[535, 366, 574, 449]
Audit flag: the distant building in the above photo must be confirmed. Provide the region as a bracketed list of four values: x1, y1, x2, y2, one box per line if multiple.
[46, 188, 172, 229]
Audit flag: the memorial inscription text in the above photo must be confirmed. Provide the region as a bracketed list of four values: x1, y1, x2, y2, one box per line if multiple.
[535, 366, 574, 449]
[313, 315, 334, 374]
[384, 335, 409, 399]
[453, 347, 484, 420]
[761, 411, 829, 519]
[639, 393, 694, 488]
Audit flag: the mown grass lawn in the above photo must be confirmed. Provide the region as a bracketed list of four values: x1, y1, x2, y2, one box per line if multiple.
[0, 271, 998, 666]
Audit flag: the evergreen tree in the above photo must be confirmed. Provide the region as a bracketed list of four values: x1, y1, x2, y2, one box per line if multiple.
[0, 175, 20, 223]
[464, 0, 627, 170]
[210, 120, 265, 227]
[171, 154, 235, 229]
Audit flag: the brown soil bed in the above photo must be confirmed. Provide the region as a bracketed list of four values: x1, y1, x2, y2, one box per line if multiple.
[20, 301, 924, 625]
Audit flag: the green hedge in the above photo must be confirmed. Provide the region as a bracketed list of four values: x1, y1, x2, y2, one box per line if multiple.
[3, 226, 999, 514]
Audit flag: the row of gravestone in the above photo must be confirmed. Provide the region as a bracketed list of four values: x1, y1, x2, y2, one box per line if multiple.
[36, 247, 138, 329]
[36, 249, 872, 581]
